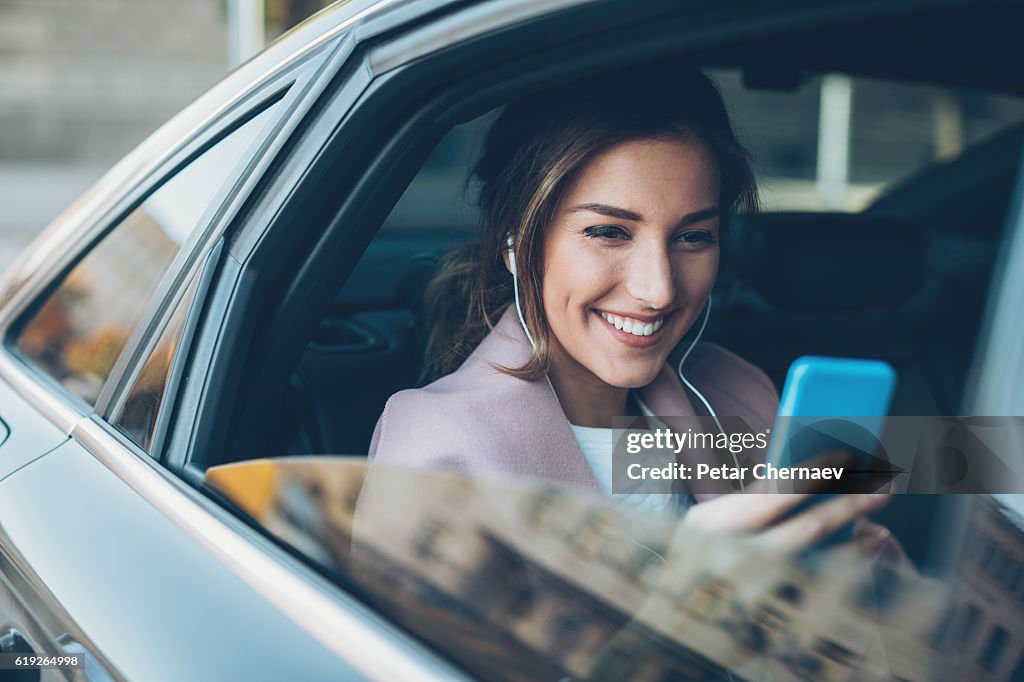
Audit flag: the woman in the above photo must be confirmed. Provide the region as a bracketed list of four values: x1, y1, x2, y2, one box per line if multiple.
[370, 63, 893, 548]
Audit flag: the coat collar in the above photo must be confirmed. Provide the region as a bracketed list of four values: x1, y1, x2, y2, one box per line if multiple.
[465, 307, 725, 500]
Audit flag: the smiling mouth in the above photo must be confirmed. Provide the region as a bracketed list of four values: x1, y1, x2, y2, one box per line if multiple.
[597, 311, 665, 337]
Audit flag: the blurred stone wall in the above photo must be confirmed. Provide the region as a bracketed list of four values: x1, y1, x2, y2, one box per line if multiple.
[0, 0, 229, 266]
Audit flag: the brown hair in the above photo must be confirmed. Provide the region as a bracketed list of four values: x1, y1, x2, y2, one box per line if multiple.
[421, 64, 758, 384]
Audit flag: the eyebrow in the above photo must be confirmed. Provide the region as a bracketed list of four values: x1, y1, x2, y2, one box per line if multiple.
[569, 203, 720, 227]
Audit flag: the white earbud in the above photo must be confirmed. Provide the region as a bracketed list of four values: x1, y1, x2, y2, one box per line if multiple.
[675, 296, 743, 491]
[507, 235, 535, 348]
[506, 235, 517, 276]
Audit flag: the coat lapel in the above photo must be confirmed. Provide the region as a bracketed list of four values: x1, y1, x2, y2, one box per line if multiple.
[470, 309, 599, 490]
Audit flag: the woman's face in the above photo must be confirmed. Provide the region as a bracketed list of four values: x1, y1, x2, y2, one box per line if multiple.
[541, 136, 721, 390]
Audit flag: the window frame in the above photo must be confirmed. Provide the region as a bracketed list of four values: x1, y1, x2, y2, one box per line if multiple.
[107, 240, 223, 458]
[91, 91, 290, 416]
[0, 47, 331, 428]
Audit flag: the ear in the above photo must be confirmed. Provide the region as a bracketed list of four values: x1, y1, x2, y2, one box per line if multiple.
[503, 234, 515, 275]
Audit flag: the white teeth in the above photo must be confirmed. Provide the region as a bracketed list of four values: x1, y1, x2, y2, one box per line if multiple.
[599, 311, 663, 337]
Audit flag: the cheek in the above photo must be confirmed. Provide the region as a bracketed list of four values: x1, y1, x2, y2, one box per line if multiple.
[542, 245, 619, 315]
[674, 251, 719, 297]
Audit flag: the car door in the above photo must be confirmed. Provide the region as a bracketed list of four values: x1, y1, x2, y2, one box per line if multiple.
[173, 3, 1022, 677]
[0, 47, 346, 680]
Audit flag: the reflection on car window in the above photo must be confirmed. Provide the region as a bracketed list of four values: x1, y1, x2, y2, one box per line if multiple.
[202, 459, 1002, 681]
[14, 104, 276, 404]
[112, 272, 200, 451]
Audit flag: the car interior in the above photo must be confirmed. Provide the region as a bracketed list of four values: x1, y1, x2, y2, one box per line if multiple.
[288, 72, 1023, 569]
[198, 1, 1022, 467]
[273, 100, 1023, 463]
[264, 113, 1019, 566]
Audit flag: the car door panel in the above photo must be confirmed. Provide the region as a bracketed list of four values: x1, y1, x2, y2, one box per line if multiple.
[0, 550, 78, 681]
[0, 378, 71, 483]
[0, 440, 361, 682]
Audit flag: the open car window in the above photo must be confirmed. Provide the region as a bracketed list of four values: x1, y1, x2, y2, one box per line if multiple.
[281, 68, 1024, 469]
[380, 70, 1024, 237]
[205, 458, 1020, 681]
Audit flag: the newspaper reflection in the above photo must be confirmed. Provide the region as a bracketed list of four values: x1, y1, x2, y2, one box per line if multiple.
[205, 458, 1024, 681]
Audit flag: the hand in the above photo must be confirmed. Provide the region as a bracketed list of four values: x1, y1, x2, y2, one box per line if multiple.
[680, 452, 891, 554]
[683, 489, 890, 554]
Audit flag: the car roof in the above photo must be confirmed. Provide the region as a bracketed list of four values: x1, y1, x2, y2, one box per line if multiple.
[262, 0, 1024, 93]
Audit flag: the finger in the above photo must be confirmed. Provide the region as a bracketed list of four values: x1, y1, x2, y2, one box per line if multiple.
[728, 493, 816, 530]
[877, 537, 916, 574]
[684, 451, 866, 534]
[743, 475, 836, 496]
[754, 494, 890, 553]
[686, 492, 815, 533]
[854, 516, 886, 542]
[855, 518, 917, 572]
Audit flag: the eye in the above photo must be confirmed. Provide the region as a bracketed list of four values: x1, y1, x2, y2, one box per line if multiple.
[582, 225, 631, 241]
[675, 230, 718, 246]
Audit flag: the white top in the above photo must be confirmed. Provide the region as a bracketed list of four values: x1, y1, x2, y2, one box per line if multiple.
[570, 399, 690, 516]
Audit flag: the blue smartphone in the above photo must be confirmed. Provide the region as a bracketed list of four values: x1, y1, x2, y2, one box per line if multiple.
[766, 356, 897, 469]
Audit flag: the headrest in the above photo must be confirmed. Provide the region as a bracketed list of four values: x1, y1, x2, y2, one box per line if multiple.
[396, 253, 442, 321]
[734, 212, 928, 311]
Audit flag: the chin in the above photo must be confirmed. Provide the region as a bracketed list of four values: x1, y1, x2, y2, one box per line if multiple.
[597, 364, 664, 390]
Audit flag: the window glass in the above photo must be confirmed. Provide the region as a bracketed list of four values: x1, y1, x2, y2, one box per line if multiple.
[977, 625, 1009, 671]
[113, 273, 200, 451]
[203, 459, 968, 682]
[710, 71, 1024, 211]
[955, 603, 982, 648]
[14, 104, 276, 404]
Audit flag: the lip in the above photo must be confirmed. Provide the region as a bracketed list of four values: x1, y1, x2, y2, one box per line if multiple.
[596, 309, 667, 324]
[593, 309, 670, 349]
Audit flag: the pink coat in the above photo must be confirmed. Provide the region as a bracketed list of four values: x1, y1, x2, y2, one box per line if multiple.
[369, 307, 779, 499]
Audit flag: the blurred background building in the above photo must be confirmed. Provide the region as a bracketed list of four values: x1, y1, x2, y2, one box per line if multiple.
[0, 0, 324, 267]
[2, 0, 1023, 264]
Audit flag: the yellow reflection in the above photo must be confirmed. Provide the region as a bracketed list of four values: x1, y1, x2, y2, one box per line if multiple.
[206, 459, 281, 518]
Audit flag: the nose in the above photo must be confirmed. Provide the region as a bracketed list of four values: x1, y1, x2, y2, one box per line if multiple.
[625, 242, 675, 310]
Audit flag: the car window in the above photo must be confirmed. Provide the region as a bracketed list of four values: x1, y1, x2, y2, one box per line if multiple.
[204, 458, 1007, 681]
[710, 71, 1024, 212]
[111, 271, 200, 452]
[12, 104, 278, 405]
[379, 72, 1024, 233]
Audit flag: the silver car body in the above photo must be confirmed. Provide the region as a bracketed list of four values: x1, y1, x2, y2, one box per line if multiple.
[0, 0, 1022, 680]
